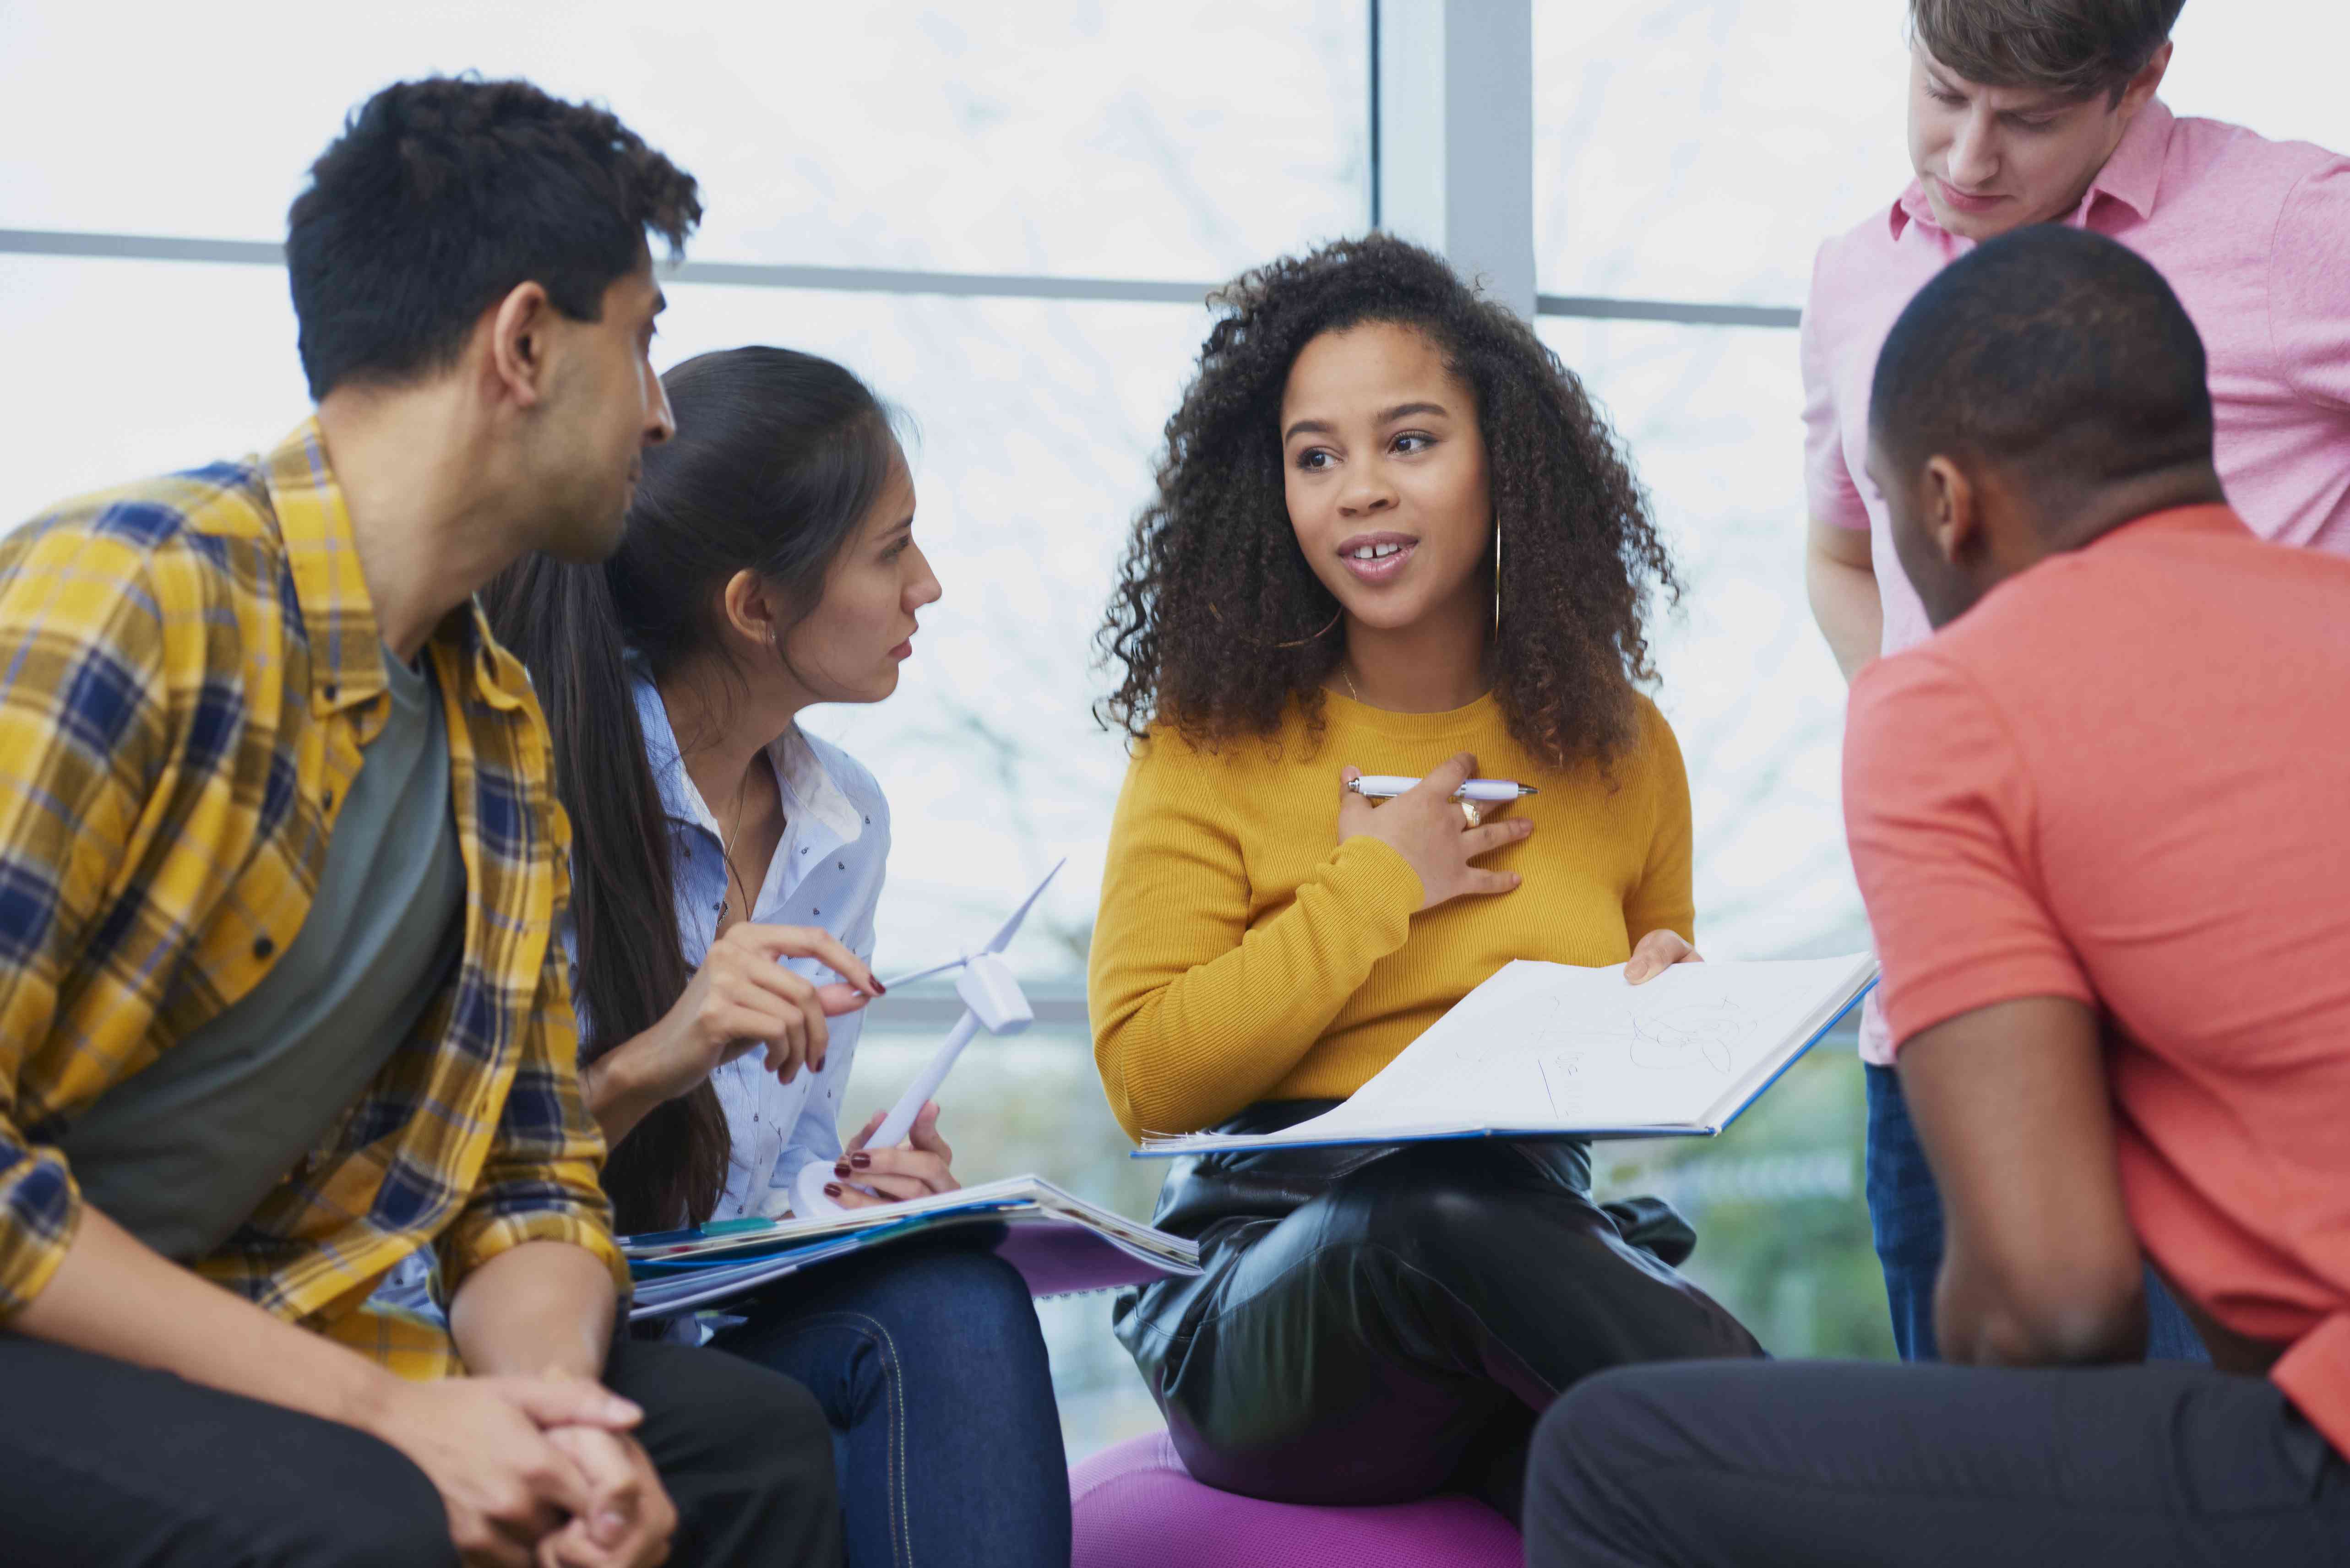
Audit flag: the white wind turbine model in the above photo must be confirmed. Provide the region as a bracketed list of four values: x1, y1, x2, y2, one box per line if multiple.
[794, 859, 1066, 1216]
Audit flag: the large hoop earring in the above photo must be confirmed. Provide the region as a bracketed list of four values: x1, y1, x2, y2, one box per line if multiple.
[1273, 608, 1343, 650]
[1212, 600, 1344, 650]
[1491, 519, 1502, 637]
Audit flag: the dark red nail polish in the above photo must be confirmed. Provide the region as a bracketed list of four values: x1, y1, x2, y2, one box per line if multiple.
[833, 1162, 850, 1178]
[849, 1152, 872, 1170]
[874, 980, 887, 995]
[824, 1183, 843, 1198]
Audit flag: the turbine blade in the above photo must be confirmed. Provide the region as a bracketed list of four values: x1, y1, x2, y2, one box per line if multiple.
[874, 956, 967, 991]
[981, 858, 1066, 956]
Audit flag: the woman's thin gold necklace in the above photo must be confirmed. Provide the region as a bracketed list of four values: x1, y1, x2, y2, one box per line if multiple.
[718, 766, 756, 924]
[1340, 661, 1361, 702]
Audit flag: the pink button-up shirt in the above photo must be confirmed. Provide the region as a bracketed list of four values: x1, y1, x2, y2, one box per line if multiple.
[1803, 100, 2350, 1063]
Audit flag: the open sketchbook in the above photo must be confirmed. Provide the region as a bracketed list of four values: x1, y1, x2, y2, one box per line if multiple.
[1138, 954, 1878, 1157]
[622, 1175, 1199, 1321]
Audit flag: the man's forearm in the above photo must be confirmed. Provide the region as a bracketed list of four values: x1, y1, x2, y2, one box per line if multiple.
[1805, 522, 1884, 682]
[11, 1202, 399, 1428]
[447, 1238, 620, 1383]
[1898, 999, 2150, 1369]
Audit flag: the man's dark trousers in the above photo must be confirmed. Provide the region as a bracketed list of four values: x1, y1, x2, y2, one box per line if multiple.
[1526, 1358, 2350, 1566]
[0, 1331, 843, 1566]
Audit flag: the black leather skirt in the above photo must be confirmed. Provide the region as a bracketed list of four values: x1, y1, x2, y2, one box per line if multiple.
[1114, 1100, 1762, 1510]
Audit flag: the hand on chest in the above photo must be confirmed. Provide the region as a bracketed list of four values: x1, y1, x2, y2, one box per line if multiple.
[1243, 767, 1642, 957]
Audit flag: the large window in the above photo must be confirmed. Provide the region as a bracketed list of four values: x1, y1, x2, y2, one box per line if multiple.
[1541, 319, 1857, 959]
[0, 1, 1370, 281]
[1533, 0, 2350, 310]
[11, 0, 2349, 1457]
[0, 0, 1370, 975]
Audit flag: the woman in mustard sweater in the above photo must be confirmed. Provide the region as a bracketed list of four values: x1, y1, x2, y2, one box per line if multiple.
[1091, 234, 1762, 1515]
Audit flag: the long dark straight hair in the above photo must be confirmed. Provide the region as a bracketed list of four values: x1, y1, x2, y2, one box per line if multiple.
[485, 346, 901, 1232]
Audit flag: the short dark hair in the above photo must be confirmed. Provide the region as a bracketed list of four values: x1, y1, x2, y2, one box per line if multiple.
[1869, 224, 2213, 505]
[1910, 0, 2185, 103]
[286, 76, 701, 401]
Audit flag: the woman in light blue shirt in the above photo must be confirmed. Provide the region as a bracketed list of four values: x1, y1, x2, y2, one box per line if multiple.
[485, 346, 1068, 1568]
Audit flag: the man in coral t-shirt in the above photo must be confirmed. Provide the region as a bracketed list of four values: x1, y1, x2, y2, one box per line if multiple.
[1528, 221, 2350, 1568]
[1802, 0, 2350, 1362]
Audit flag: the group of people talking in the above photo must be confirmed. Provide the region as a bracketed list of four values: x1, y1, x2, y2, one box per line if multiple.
[1, 1, 2346, 1564]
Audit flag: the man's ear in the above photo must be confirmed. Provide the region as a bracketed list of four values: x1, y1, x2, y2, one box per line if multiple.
[1921, 455, 1981, 567]
[484, 281, 555, 411]
[2117, 40, 2171, 119]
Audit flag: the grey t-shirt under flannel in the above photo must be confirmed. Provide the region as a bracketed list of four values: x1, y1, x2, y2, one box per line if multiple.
[65, 645, 466, 1260]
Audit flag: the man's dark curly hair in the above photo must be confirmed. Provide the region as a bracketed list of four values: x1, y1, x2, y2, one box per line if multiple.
[1097, 233, 1678, 772]
[287, 75, 702, 401]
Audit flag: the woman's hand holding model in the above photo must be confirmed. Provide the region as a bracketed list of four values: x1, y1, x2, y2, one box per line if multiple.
[823, 1101, 960, 1209]
[1338, 752, 1531, 911]
[588, 922, 882, 1143]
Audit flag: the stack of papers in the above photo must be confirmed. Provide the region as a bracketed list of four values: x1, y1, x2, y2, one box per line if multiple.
[624, 1175, 1199, 1320]
[1137, 953, 1878, 1157]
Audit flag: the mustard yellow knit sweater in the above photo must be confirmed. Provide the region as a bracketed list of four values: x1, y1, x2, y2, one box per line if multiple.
[1089, 689, 1695, 1142]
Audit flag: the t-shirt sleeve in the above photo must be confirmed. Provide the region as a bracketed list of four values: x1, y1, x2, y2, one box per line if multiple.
[1842, 652, 2092, 1049]
[1801, 244, 1870, 533]
[2270, 160, 2350, 413]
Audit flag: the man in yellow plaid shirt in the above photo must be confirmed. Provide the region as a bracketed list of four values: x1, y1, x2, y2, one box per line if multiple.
[0, 78, 839, 1567]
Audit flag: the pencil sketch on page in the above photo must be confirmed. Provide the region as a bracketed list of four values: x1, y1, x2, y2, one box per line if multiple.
[1467, 977, 1812, 1119]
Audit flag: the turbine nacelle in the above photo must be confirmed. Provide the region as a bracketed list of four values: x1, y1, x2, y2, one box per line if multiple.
[956, 951, 1033, 1036]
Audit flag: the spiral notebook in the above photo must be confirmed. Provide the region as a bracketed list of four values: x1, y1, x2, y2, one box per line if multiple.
[1136, 953, 1878, 1157]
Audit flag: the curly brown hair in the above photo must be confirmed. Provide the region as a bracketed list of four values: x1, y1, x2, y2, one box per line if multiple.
[1096, 232, 1678, 772]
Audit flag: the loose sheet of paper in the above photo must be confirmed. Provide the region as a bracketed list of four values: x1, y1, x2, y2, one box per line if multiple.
[1238, 955, 1874, 1144]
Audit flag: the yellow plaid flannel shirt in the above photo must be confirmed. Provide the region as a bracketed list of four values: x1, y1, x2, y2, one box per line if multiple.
[0, 421, 626, 1378]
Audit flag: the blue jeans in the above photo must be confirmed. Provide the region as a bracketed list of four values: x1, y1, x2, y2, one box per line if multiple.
[713, 1237, 1069, 1568]
[1865, 1062, 2208, 1362]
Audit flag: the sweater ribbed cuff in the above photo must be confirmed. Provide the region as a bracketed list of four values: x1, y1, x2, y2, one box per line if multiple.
[1327, 835, 1423, 954]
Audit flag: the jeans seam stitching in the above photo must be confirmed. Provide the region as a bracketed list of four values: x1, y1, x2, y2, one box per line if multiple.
[750, 1309, 914, 1568]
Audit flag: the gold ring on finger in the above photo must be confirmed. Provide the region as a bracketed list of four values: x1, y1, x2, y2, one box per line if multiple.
[1459, 799, 1482, 829]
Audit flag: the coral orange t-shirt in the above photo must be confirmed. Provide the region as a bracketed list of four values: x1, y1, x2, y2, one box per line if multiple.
[1844, 505, 2350, 1454]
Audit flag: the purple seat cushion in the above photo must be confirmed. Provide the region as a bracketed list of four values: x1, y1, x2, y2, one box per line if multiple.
[1070, 1430, 1522, 1568]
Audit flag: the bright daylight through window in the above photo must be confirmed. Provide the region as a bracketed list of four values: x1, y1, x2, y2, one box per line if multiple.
[4, 0, 2343, 1461]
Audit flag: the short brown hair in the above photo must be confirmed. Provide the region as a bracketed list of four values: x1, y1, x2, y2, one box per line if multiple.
[1910, 0, 2185, 104]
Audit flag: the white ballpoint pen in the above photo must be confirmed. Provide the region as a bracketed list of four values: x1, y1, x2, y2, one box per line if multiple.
[1345, 775, 1540, 803]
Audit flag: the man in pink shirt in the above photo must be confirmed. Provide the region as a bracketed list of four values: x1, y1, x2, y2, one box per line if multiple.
[1802, 0, 2350, 1362]
[1529, 220, 2350, 1568]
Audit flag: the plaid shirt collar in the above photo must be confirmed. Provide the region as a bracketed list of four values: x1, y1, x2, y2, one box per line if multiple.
[266, 419, 534, 727]
[267, 422, 390, 724]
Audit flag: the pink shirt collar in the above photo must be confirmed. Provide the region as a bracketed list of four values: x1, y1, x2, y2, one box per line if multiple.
[1889, 98, 2177, 241]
